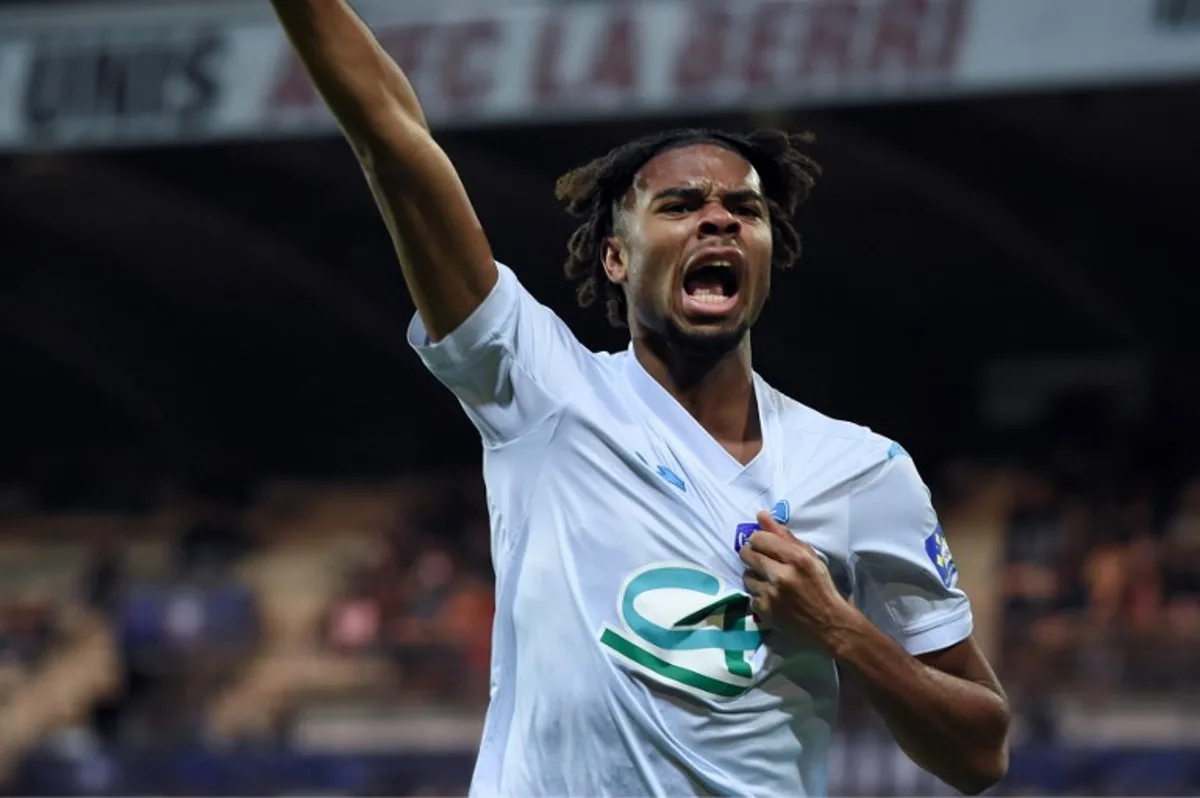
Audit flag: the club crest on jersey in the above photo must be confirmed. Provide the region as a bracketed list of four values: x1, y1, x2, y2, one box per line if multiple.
[733, 500, 790, 553]
[925, 524, 958, 588]
[598, 563, 763, 700]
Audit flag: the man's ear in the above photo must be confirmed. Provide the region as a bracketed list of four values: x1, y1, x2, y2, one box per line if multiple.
[602, 235, 628, 285]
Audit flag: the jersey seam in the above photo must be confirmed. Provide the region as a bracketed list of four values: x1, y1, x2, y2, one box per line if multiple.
[423, 322, 571, 450]
[851, 547, 971, 636]
[847, 456, 954, 633]
[417, 265, 591, 446]
[505, 288, 589, 414]
[486, 355, 570, 450]
[843, 457, 895, 585]
[890, 602, 971, 637]
[492, 410, 564, 570]
[417, 304, 513, 374]
[847, 451, 895, 501]
[778, 421, 874, 443]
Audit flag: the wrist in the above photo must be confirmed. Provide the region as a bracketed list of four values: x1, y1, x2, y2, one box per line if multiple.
[818, 604, 876, 662]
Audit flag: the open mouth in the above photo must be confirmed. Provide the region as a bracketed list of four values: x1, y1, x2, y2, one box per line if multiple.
[681, 256, 742, 317]
[683, 262, 740, 304]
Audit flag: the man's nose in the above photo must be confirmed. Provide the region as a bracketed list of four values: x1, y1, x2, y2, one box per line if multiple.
[698, 204, 740, 238]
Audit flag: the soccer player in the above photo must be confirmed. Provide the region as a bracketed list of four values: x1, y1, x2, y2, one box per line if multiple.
[271, 2, 1011, 795]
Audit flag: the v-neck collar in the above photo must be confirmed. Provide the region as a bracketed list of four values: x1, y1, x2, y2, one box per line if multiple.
[623, 345, 774, 485]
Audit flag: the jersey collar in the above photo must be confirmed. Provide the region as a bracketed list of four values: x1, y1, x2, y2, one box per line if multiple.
[623, 345, 773, 485]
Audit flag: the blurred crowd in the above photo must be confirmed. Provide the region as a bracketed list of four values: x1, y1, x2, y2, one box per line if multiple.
[1002, 470, 1200, 694]
[320, 478, 494, 705]
[85, 500, 260, 748]
[0, 599, 57, 693]
[985, 388, 1200, 707]
[0, 389, 1196, 794]
[0, 445, 1196, 740]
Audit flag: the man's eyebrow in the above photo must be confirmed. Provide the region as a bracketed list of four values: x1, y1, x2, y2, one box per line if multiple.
[648, 187, 766, 204]
[649, 187, 705, 203]
[723, 189, 767, 205]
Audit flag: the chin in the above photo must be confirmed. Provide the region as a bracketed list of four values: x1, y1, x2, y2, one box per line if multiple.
[663, 316, 749, 357]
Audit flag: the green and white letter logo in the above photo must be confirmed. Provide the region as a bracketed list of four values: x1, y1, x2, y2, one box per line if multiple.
[599, 563, 763, 699]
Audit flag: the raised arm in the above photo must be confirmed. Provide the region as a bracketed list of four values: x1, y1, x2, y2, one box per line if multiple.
[270, 0, 496, 341]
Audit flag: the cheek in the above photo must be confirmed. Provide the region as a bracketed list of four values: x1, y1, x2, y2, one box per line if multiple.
[642, 223, 688, 263]
[752, 231, 775, 287]
[631, 251, 672, 290]
[753, 225, 774, 259]
[624, 258, 657, 306]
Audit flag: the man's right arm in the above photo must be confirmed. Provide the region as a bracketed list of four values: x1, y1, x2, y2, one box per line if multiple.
[270, 0, 496, 342]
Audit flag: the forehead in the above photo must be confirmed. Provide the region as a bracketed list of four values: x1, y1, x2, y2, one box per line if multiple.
[631, 143, 761, 197]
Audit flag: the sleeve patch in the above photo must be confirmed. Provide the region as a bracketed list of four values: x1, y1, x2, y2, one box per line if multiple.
[924, 524, 958, 588]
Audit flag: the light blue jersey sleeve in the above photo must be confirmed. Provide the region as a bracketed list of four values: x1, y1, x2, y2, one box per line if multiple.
[847, 450, 973, 656]
[406, 262, 587, 447]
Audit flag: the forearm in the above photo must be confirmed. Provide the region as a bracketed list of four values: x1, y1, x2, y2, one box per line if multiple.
[828, 613, 1010, 794]
[269, 0, 427, 148]
[268, 0, 495, 337]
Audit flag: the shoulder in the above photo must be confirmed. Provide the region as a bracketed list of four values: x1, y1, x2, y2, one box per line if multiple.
[762, 380, 906, 477]
[543, 344, 632, 417]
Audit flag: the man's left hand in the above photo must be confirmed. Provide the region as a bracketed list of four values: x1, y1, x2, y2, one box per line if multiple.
[739, 510, 859, 647]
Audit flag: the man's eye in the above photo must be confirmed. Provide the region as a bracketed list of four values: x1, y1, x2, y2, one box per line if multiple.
[661, 203, 688, 214]
[736, 205, 762, 218]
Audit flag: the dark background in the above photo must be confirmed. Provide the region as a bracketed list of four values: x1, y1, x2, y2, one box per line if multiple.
[4, 83, 1198, 496]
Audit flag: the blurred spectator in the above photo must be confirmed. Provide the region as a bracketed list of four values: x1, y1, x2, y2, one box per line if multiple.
[1164, 477, 1200, 635]
[316, 476, 495, 706]
[83, 533, 123, 618]
[0, 601, 55, 668]
[1003, 473, 1065, 624]
[325, 572, 383, 655]
[177, 499, 253, 578]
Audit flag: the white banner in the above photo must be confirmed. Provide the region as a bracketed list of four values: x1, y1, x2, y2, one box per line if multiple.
[0, 0, 1197, 152]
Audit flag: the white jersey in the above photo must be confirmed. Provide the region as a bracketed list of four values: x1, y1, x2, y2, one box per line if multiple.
[408, 264, 972, 797]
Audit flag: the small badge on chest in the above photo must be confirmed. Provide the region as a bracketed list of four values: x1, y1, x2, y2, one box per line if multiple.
[732, 499, 790, 553]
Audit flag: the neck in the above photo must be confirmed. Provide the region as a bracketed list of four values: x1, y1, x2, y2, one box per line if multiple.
[632, 332, 761, 462]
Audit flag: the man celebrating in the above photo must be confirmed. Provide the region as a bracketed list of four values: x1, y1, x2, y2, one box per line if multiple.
[270, 2, 1010, 795]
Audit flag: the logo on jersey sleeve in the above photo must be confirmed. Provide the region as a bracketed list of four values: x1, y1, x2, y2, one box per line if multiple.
[598, 563, 762, 699]
[924, 524, 958, 588]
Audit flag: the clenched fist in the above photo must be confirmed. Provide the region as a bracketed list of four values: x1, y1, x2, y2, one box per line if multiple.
[739, 510, 858, 649]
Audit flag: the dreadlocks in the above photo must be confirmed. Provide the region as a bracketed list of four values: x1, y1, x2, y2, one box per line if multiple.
[555, 128, 821, 328]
